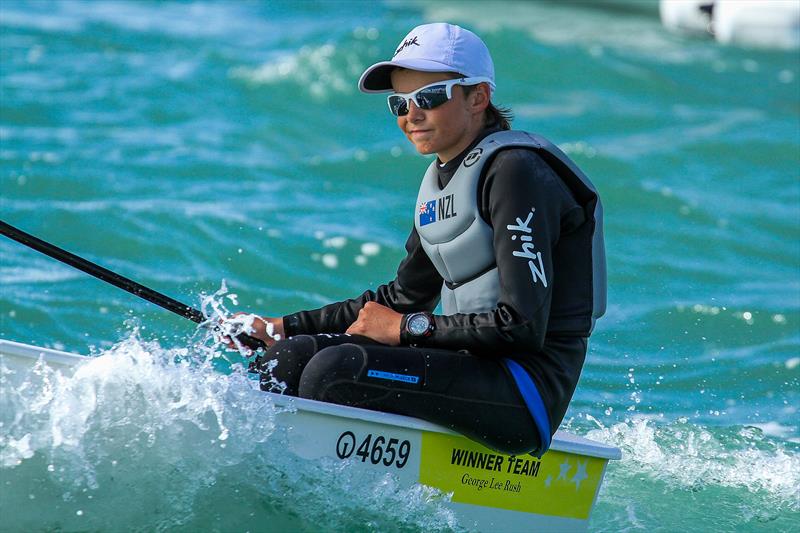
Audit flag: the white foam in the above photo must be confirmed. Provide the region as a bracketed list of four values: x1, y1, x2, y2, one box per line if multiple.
[321, 254, 338, 269]
[0, 333, 460, 530]
[0, 334, 277, 474]
[323, 236, 347, 249]
[360, 242, 380, 256]
[583, 416, 800, 509]
[229, 44, 351, 99]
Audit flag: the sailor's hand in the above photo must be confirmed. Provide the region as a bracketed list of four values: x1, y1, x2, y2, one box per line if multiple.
[222, 314, 284, 350]
[345, 301, 402, 346]
[246, 315, 285, 347]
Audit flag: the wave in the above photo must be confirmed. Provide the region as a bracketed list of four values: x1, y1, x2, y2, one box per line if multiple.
[568, 415, 800, 530]
[227, 21, 387, 101]
[0, 334, 461, 532]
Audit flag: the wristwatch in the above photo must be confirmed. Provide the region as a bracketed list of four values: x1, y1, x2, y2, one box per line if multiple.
[401, 312, 435, 345]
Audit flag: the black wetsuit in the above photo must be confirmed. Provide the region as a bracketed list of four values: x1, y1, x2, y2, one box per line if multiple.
[259, 127, 594, 455]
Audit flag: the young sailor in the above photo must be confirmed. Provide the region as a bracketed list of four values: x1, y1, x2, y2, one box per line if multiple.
[245, 23, 606, 456]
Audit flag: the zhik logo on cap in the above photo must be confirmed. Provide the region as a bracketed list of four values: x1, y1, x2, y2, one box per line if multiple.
[395, 36, 420, 57]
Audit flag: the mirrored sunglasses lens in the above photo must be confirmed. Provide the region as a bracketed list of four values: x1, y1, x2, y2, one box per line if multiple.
[414, 86, 448, 110]
[388, 96, 408, 116]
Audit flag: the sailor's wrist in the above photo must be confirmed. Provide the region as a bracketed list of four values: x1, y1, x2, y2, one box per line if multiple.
[282, 313, 302, 337]
[400, 312, 435, 346]
[399, 314, 411, 345]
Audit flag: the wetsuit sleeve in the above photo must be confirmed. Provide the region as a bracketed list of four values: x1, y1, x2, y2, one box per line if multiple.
[420, 149, 585, 355]
[282, 228, 443, 336]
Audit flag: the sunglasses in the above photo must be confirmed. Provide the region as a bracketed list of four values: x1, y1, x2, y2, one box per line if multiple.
[387, 77, 492, 117]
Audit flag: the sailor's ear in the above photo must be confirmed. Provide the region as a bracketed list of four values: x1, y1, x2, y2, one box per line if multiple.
[469, 83, 491, 113]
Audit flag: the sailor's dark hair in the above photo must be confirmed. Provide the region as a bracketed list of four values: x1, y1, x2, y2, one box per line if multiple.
[446, 72, 513, 130]
[460, 84, 513, 131]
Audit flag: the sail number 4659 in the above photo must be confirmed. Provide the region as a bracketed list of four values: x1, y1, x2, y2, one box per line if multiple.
[335, 431, 411, 469]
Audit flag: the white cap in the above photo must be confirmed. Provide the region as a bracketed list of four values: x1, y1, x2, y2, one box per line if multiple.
[358, 23, 495, 94]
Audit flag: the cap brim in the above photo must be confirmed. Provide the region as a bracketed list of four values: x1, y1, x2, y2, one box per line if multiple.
[358, 59, 464, 93]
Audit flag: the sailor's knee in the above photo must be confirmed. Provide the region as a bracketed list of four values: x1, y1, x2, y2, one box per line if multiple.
[266, 334, 316, 357]
[257, 335, 314, 369]
[255, 335, 320, 394]
[298, 345, 365, 401]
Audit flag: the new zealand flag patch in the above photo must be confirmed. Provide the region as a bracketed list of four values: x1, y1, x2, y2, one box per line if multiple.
[419, 200, 436, 226]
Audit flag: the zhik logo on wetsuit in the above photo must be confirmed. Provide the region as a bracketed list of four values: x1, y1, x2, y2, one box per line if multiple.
[507, 207, 548, 287]
[419, 194, 457, 226]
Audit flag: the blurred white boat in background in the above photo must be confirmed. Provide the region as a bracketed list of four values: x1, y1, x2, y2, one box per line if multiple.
[660, 0, 800, 49]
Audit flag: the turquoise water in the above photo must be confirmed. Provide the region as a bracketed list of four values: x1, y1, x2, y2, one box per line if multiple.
[1, 1, 798, 531]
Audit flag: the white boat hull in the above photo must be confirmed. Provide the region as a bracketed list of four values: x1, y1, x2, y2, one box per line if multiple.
[0, 339, 620, 532]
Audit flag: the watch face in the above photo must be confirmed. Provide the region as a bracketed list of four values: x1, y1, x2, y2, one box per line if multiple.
[408, 314, 430, 336]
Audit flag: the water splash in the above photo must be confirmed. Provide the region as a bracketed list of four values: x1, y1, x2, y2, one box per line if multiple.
[196, 279, 280, 355]
[194, 280, 287, 394]
[0, 333, 276, 476]
[569, 415, 800, 529]
[0, 333, 460, 531]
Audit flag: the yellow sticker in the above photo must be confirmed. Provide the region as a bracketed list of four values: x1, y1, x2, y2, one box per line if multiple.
[419, 432, 606, 519]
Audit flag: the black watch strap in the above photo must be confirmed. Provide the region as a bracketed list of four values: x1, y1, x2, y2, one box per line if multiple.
[400, 313, 411, 344]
